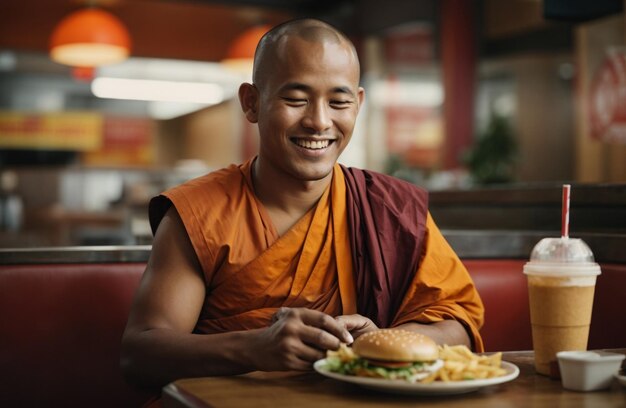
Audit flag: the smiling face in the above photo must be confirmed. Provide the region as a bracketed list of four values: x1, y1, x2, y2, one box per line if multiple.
[241, 22, 364, 186]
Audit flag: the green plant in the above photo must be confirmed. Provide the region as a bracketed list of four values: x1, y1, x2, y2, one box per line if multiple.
[464, 114, 517, 184]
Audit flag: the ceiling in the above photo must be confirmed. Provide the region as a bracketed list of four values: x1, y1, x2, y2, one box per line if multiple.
[0, 0, 293, 63]
[0, 0, 379, 120]
[0, 0, 604, 120]
[191, 0, 345, 13]
[1, 0, 622, 66]
[0, 0, 442, 63]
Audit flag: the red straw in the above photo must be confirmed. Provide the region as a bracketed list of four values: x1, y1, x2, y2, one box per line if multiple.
[561, 184, 571, 238]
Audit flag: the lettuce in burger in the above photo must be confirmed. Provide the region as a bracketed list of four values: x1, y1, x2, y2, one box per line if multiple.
[325, 329, 443, 382]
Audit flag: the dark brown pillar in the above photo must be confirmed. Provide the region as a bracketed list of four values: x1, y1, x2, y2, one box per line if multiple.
[441, 0, 477, 169]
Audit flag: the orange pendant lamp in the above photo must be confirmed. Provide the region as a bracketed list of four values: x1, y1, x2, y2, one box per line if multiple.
[50, 8, 131, 67]
[222, 24, 271, 73]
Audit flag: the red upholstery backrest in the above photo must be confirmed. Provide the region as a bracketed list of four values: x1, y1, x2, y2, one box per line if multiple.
[0, 263, 152, 408]
[463, 259, 532, 351]
[589, 263, 626, 350]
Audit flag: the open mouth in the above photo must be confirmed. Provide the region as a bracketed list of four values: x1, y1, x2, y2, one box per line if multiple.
[291, 138, 333, 150]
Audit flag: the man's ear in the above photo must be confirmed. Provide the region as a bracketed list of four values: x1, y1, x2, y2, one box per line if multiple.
[357, 87, 365, 111]
[238, 83, 259, 123]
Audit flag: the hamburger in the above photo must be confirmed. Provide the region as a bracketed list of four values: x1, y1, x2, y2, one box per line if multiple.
[325, 329, 443, 382]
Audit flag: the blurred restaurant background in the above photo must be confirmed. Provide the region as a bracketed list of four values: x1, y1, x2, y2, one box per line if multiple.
[0, 0, 625, 249]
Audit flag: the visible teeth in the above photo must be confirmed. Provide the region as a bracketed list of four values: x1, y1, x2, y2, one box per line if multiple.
[294, 139, 330, 149]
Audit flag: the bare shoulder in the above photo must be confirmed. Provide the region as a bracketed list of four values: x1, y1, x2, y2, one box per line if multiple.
[127, 206, 205, 332]
[149, 206, 202, 273]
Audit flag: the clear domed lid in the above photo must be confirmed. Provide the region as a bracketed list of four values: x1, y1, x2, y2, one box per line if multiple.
[530, 237, 595, 263]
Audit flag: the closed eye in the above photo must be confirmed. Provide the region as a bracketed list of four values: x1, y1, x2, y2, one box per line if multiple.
[282, 97, 307, 106]
[330, 100, 353, 109]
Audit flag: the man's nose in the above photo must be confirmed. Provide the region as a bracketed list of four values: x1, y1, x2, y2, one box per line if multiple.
[302, 102, 332, 132]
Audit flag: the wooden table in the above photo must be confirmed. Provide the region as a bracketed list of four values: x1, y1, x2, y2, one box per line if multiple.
[162, 350, 626, 408]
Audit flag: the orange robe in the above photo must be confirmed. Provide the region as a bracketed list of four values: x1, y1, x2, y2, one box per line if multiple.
[149, 158, 484, 350]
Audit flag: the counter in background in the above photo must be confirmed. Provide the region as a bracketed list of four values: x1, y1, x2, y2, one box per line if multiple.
[2, 229, 624, 265]
[0, 245, 151, 264]
[430, 183, 626, 263]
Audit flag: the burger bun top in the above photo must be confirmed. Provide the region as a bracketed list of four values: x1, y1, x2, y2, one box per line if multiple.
[352, 329, 439, 362]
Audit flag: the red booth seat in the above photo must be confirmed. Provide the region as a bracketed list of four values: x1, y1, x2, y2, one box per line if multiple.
[1, 258, 624, 406]
[0, 263, 152, 408]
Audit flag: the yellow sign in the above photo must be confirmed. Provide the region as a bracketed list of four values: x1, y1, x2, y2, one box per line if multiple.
[0, 112, 103, 151]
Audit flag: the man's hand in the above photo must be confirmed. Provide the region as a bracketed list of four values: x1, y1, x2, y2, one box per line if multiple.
[334, 314, 379, 340]
[334, 317, 471, 349]
[247, 307, 354, 371]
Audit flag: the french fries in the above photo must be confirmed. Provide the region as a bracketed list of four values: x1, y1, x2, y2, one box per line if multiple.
[420, 344, 508, 383]
[327, 343, 356, 363]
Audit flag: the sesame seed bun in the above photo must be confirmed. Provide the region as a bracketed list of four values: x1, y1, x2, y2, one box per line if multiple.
[352, 329, 439, 362]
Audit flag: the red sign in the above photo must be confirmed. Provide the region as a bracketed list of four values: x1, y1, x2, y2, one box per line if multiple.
[385, 105, 441, 168]
[384, 24, 434, 68]
[102, 117, 153, 149]
[589, 49, 626, 144]
[82, 117, 154, 166]
[385, 105, 432, 151]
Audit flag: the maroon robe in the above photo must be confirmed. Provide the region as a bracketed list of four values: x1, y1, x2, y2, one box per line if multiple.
[342, 166, 429, 328]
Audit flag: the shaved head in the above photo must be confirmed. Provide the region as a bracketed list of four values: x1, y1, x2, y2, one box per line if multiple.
[252, 19, 360, 88]
[236, 17, 365, 195]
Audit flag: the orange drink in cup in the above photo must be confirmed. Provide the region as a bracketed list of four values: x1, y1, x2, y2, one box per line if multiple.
[523, 185, 601, 376]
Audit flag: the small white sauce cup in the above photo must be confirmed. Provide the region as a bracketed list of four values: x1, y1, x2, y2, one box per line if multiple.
[557, 351, 625, 391]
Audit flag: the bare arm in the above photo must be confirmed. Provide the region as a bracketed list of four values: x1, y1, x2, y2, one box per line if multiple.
[120, 207, 352, 389]
[396, 320, 471, 348]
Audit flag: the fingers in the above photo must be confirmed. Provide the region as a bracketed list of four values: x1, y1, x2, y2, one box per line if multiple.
[308, 312, 354, 345]
[335, 314, 379, 339]
[260, 310, 385, 371]
[263, 310, 336, 369]
[297, 324, 344, 354]
[252, 308, 354, 372]
[287, 337, 326, 364]
[272, 307, 353, 347]
[251, 324, 322, 371]
[277, 339, 322, 369]
[335, 314, 365, 331]
[290, 308, 354, 345]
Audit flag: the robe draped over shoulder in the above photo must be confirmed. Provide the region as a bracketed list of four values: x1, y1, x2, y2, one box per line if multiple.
[149, 159, 484, 350]
[342, 166, 484, 350]
[149, 159, 356, 334]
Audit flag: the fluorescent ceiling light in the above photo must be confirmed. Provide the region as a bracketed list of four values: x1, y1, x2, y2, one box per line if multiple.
[97, 57, 245, 83]
[148, 101, 210, 120]
[91, 77, 224, 104]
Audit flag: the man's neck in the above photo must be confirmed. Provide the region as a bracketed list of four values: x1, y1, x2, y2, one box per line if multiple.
[252, 158, 332, 236]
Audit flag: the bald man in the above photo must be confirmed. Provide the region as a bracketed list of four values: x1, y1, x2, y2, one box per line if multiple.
[121, 18, 484, 390]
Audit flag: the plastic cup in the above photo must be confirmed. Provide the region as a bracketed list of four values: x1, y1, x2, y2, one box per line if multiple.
[523, 237, 601, 376]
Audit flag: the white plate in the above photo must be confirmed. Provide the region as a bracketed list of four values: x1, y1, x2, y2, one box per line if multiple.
[313, 359, 520, 396]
